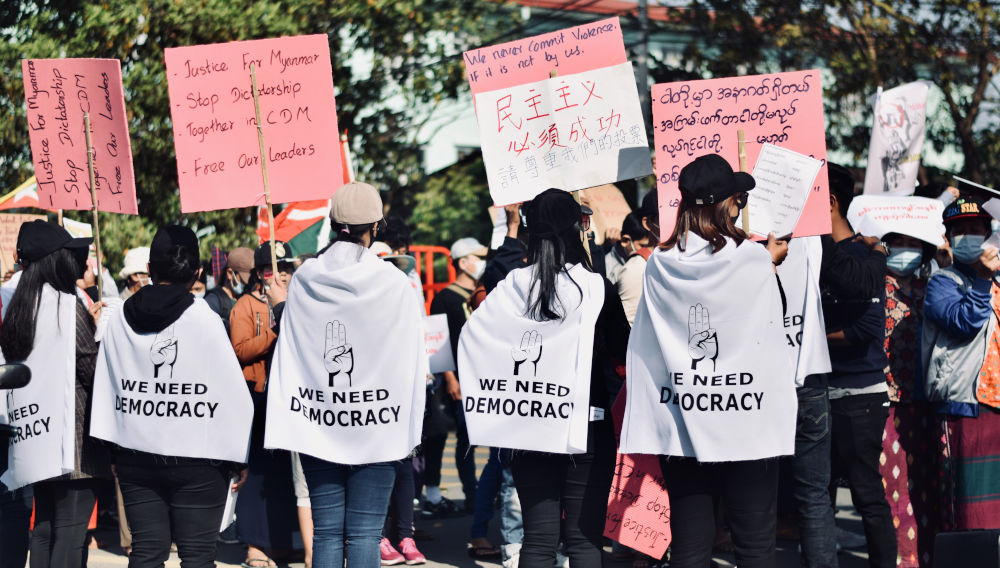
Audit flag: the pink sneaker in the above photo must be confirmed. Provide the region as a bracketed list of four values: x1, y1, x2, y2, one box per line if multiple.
[398, 538, 426, 565]
[380, 538, 405, 565]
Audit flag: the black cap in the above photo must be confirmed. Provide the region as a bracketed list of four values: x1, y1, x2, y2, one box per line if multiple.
[254, 241, 292, 269]
[678, 154, 755, 206]
[149, 225, 199, 264]
[523, 188, 588, 236]
[16, 220, 92, 263]
[943, 193, 990, 224]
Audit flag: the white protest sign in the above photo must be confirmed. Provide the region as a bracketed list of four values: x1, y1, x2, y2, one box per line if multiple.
[474, 62, 652, 206]
[863, 81, 931, 195]
[847, 195, 945, 246]
[90, 300, 254, 463]
[740, 144, 823, 238]
[62, 218, 93, 238]
[425, 314, 455, 373]
[981, 198, 1000, 251]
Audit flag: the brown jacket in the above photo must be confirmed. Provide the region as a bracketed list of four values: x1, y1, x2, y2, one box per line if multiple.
[229, 293, 276, 392]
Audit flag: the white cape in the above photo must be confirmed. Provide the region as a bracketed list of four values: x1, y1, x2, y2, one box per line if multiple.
[776, 237, 832, 386]
[620, 235, 797, 462]
[265, 242, 427, 465]
[1, 285, 77, 490]
[90, 299, 253, 463]
[458, 264, 604, 454]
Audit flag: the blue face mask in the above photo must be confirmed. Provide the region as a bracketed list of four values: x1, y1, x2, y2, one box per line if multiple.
[886, 248, 923, 276]
[230, 277, 245, 295]
[951, 234, 986, 265]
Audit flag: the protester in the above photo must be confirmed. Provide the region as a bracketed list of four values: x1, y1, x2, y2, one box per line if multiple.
[264, 181, 428, 568]
[922, 193, 1000, 531]
[424, 236, 488, 517]
[205, 246, 252, 335]
[118, 247, 150, 300]
[0, 220, 111, 568]
[821, 163, 897, 567]
[620, 154, 794, 568]
[459, 188, 630, 567]
[89, 225, 253, 568]
[616, 209, 655, 325]
[230, 240, 297, 567]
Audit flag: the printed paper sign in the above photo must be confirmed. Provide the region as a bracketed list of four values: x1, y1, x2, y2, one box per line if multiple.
[62, 218, 93, 238]
[740, 144, 823, 238]
[652, 69, 830, 239]
[21, 59, 138, 214]
[424, 314, 455, 373]
[846, 195, 945, 246]
[165, 34, 342, 212]
[464, 17, 626, 95]
[475, 62, 652, 205]
[0, 213, 46, 273]
[582, 184, 632, 245]
[863, 81, 931, 195]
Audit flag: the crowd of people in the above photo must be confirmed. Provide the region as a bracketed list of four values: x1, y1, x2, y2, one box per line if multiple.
[0, 158, 997, 568]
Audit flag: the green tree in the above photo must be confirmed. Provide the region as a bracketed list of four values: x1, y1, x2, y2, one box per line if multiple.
[664, 0, 1000, 182]
[0, 0, 517, 266]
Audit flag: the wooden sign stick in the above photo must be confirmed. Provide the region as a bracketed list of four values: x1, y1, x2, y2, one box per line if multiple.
[83, 113, 104, 299]
[737, 129, 750, 235]
[249, 64, 279, 279]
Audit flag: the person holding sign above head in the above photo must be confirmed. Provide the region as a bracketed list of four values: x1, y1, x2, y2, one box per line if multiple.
[230, 240, 297, 567]
[0, 220, 111, 568]
[922, 193, 1000, 531]
[264, 182, 428, 568]
[458, 188, 631, 568]
[89, 225, 254, 568]
[620, 154, 795, 568]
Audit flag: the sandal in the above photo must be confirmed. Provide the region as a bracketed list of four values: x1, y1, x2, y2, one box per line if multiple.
[241, 559, 276, 568]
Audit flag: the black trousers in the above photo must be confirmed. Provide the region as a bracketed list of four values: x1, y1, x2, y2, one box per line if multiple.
[384, 457, 416, 542]
[117, 461, 230, 568]
[510, 420, 615, 568]
[659, 457, 780, 568]
[830, 392, 897, 568]
[29, 478, 100, 568]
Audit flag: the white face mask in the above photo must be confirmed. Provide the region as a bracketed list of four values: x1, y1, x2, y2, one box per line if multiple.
[950, 234, 986, 265]
[464, 258, 485, 280]
[230, 276, 245, 295]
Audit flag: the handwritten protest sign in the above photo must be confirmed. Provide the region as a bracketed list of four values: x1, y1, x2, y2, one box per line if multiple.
[739, 144, 823, 238]
[582, 184, 632, 245]
[463, 17, 626, 95]
[604, 387, 671, 558]
[165, 34, 342, 213]
[475, 62, 652, 205]
[21, 59, 138, 213]
[0, 213, 46, 273]
[424, 314, 455, 373]
[863, 81, 931, 195]
[652, 69, 830, 238]
[847, 195, 945, 246]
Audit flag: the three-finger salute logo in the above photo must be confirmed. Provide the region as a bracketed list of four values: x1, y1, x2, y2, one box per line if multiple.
[325, 321, 354, 388]
[511, 330, 543, 376]
[150, 326, 178, 379]
[688, 304, 718, 371]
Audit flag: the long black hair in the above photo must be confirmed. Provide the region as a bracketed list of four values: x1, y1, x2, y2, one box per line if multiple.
[523, 189, 590, 321]
[0, 248, 85, 361]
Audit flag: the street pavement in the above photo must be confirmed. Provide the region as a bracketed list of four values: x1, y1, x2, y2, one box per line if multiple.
[80, 435, 871, 567]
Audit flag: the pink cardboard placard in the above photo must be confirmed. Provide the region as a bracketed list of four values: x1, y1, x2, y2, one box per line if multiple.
[464, 17, 626, 95]
[22, 59, 138, 214]
[652, 69, 831, 239]
[165, 34, 342, 213]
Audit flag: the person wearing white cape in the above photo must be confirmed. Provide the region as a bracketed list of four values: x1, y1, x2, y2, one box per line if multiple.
[620, 154, 795, 568]
[265, 182, 428, 568]
[458, 188, 630, 568]
[0, 220, 110, 568]
[90, 225, 253, 568]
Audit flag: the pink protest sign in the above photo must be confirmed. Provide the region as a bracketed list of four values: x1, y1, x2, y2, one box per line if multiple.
[604, 386, 671, 558]
[652, 69, 831, 239]
[165, 34, 342, 213]
[21, 59, 138, 214]
[463, 17, 626, 95]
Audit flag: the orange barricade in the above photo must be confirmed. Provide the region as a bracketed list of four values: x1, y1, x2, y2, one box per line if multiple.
[410, 245, 455, 315]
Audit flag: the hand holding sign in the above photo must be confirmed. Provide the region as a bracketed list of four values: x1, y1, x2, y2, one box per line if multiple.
[325, 321, 354, 387]
[687, 304, 717, 371]
[511, 330, 543, 376]
[150, 327, 178, 379]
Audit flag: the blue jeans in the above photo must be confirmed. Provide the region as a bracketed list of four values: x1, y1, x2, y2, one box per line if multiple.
[499, 461, 523, 567]
[301, 456, 395, 568]
[470, 448, 505, 538]
[0, 485, 31, 568]
[791, 385, 838, 568]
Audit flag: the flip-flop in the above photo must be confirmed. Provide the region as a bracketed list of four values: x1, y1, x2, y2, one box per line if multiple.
[241, 558, 276, 568]
[467, 545, 502, 559]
